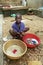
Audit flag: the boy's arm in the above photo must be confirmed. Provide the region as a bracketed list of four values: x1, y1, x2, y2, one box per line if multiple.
[23, 27, 29, 32]
[12, 24, 20, 35]
[11, 27, 20, 35]
[20, 22, 29, 33]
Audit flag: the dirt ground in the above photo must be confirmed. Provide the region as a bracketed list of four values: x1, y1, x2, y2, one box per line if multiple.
[3, 15, 43, 65]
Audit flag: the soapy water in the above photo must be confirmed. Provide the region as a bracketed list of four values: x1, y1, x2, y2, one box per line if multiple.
[26, 38, 38, 45]
[6, 45, 23, 57]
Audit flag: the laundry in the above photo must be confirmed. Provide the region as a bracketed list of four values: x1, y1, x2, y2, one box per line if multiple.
[26, 38, 38, 45]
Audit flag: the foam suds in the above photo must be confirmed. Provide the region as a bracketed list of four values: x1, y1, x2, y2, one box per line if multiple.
[6, 45, 23, 57]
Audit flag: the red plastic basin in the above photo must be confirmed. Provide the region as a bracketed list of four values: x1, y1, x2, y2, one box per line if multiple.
[22, 33, 40, 48]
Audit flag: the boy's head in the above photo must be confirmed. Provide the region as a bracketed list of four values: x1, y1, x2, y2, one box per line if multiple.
[15, 14, 22, 24]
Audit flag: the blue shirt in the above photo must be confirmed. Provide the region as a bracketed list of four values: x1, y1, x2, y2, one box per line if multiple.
[12, 22, 25, 32]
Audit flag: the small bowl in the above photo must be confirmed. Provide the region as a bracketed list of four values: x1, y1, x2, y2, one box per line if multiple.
[3, 39, 27, 59]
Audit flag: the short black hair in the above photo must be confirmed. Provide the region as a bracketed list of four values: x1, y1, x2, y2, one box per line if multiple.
[15, 13, 22, 20]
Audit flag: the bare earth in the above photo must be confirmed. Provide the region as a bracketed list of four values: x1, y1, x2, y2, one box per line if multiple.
[3, 15, 43, 65]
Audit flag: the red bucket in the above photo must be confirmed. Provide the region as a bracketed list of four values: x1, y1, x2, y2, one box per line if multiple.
[22, 33, 40, 48]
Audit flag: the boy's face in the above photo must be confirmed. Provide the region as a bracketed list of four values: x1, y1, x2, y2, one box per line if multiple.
[15, 15, 22, 24]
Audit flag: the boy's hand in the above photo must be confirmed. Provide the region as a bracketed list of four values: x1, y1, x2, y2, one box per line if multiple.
[20, 31, 25, 36]
[20, 34, 23, 38]
[22, 32, 26, 36]
[17, 32, 20, 35]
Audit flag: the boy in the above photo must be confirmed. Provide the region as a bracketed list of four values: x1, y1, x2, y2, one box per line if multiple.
[9, 14, 29, 39]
